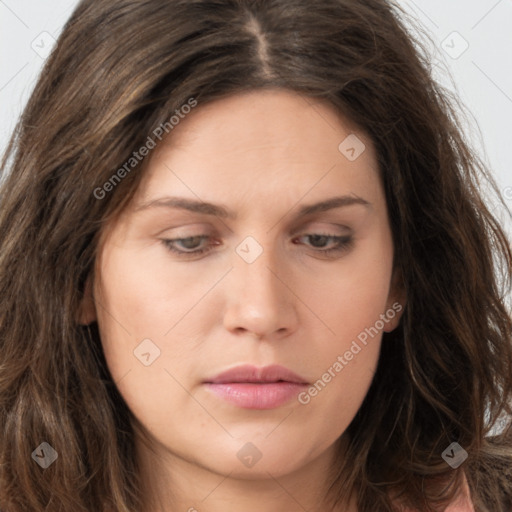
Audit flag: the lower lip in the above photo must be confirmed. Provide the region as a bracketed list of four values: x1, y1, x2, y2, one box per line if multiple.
[204, 382, 308, 409]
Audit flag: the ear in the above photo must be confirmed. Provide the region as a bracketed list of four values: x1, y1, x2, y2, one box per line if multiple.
[78, 276, 97, 325]
[383, 263, 407, 333]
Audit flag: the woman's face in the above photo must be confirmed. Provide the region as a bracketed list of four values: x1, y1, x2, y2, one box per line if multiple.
[87, 89, 404, 483]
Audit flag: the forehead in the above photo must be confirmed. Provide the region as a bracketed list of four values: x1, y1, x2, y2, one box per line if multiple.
[133, 88, 381, 213]
[163, 88, 370, 157]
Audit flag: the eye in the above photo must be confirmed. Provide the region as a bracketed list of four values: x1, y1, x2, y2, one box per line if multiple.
[161, 233, 354, 259]
[161, 235, 217, 257]
[292, 233, 354, 257]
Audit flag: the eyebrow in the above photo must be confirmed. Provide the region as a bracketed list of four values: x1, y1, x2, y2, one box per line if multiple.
[134, 194, 371, 219]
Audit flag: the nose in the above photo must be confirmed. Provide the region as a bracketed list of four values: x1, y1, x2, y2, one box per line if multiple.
[222, 243, 299, 340]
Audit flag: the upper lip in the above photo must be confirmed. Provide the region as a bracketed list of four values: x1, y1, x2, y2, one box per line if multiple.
[204, 364, 309, 384]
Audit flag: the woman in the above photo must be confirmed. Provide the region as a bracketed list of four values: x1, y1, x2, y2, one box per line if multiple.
[0, 0, 511, 511]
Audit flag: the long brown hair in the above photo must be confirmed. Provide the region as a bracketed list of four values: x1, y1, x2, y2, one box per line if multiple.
[1, 0, 511, 510]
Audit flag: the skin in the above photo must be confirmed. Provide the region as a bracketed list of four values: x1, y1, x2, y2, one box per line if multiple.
[81, 88, 406, 512]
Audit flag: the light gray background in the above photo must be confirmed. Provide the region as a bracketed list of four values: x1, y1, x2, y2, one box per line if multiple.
[1, 0, 511, 231]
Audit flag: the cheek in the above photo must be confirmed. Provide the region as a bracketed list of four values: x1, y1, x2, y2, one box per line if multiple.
[96, 243, 209, 337]
[296, 234, 392, 411]
[317, 342, 380, 437]
[94, 244, 214, 395]
[306, 234, 393, 340]
[93, 247, 199, 431]
[298, 291, 384, 437]
[93, 246, 164, 382]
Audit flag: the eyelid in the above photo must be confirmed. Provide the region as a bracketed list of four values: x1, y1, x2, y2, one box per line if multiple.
[290, 222, 353, 236]
[158, 220, 353, 236]
[157, 223, 215, 237]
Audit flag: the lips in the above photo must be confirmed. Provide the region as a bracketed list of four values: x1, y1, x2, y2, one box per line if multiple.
[204, 364, 309, 385]
[203, 365, 309, 409]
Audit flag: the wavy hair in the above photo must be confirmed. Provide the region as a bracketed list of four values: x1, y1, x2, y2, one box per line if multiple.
[1, 0, 511, 510]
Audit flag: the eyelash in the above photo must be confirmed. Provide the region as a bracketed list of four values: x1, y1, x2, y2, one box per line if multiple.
[161, 233, 354, 258]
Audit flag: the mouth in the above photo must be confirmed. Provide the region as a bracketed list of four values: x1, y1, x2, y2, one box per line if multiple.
[203, 364, 309, 410]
